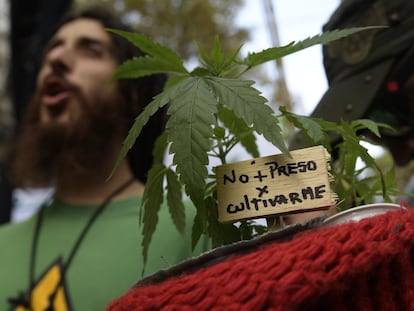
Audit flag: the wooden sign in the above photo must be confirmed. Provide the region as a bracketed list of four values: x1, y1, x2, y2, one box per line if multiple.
[216, 145, 337, 223]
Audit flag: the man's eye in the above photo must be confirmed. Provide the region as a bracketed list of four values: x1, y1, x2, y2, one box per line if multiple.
[86, 48, 101, 56]
[82, 45, 103, 57]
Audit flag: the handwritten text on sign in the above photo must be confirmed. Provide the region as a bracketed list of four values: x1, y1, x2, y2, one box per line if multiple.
[216, 146, 336, 223]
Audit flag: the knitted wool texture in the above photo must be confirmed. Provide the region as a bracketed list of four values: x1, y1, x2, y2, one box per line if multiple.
[108, 207, 414, 311]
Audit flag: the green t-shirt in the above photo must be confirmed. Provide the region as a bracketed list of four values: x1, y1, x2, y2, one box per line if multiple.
[0, 196, 210, 310]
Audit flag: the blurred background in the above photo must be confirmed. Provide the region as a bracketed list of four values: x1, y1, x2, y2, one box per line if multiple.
[0, 0, 413, 223]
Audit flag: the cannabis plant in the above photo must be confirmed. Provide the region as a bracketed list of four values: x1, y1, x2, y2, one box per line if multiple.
[109, 26, 397, 263]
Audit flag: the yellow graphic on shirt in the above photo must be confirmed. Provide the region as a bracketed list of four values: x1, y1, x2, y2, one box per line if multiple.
[12, 259, 72, 311]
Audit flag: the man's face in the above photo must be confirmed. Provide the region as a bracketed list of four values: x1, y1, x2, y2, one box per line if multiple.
[36, 18, 120, 126]
[13, 18, 130, 186]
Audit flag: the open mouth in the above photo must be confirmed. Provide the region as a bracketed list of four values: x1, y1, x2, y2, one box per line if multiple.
[41, 78, 70, 117]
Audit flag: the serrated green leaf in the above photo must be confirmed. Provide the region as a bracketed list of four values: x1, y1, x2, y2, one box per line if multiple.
[112, 56, 187, 81]
[218, 106, 259, 158]
[351, 119, 381, 137]
[206, 77, 289, 155]
[205, 196, 241, 247]
[167, 77, 217, 206]
[279, 106, 326, 145]
[166, 168, 186, 236]
[196, 42, 211, 67]
[354, 177, 375, 203]
[196, 38, 244, 77]
[245, 41, 295, 68]
[340, 121, 387, 197]
[211, 43, 246, 78]
[109, 78, 190, 179]
[245, 27, 385, 68]
[141, 163, 167, 269]
[196, 37, 226, 76]
[210, 36, 226, 67]
[191, 197, 210, 250]
[341, 122, 376, 169]
[152, 131, 168, 163]
[108, 28, 184, 65]
[191, 210, 204, 250]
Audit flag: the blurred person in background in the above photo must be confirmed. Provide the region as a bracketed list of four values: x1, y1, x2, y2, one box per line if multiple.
[0, 6, 209, 310]
[288, 0, 414, 223]
[0, 0, 74, 224]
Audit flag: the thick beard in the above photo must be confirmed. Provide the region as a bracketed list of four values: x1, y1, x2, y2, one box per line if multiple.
[12, 86, 128, 188]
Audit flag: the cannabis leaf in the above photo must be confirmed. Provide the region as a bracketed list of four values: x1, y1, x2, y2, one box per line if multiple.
[140, 162, 166, 269]
[245, 27, 386, 69]
[108, 29, 187, 77]
[110, 25, 386, 261]
[197, 36, 244, 77]
[166, 168, 186, 236]
[217, 107, 259, 159]
[279, 108, 400, 211]
[205, 77, 289, 155]
[112, 57, 187, 80]
[167, 77, 217, 208]
[109, 78, 190, 179]
[279, 106, 328, 146]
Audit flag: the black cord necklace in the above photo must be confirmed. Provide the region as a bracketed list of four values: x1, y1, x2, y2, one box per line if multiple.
[8, 177, 136, 310]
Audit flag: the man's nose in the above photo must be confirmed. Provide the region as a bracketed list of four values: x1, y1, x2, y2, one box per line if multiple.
[44, 45, 73, 75]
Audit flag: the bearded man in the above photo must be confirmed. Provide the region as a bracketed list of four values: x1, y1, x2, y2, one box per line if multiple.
[0, 7, 209, 311]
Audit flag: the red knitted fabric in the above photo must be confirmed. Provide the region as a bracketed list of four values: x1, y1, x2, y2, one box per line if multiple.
[108, 206, 414, 311]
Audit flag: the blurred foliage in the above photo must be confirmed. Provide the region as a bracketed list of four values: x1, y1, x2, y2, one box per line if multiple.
[73, 0, 249, 60]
